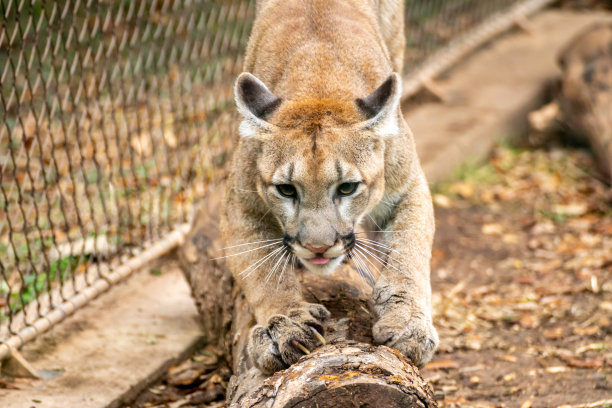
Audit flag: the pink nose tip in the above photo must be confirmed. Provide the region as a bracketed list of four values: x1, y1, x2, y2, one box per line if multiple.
[305, 244, 330, 254]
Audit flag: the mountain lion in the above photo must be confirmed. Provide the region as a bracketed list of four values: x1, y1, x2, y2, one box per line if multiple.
[220, 0, 438, 375]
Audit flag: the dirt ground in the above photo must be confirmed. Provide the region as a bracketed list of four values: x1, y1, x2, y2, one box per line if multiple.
[425, 143, 612, 407]
[125, 141, 611, 408]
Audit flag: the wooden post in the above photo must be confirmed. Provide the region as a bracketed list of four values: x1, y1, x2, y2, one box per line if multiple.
[178, 184, 438, 407]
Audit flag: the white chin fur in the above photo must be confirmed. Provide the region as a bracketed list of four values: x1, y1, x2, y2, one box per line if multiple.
[300, 255, 345, 276]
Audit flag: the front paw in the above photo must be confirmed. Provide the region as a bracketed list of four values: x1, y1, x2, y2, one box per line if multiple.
[247, 303, 330, 375]
[372, 312, 439, 368]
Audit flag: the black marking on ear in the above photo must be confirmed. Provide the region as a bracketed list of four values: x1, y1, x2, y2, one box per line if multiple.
[355, 75, 396, 120]
[237, 74, 283, 119]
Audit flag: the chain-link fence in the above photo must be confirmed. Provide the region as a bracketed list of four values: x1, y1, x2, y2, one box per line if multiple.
[1, 0, 550, 355]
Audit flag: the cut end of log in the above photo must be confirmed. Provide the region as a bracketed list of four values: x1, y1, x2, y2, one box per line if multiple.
[228, 342, 438, 408]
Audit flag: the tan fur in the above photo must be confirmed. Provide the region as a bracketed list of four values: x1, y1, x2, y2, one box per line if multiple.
[221, 0, 437, 374]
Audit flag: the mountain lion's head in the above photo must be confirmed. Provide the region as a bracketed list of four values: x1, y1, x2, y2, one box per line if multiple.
[234, 72, 402, 275]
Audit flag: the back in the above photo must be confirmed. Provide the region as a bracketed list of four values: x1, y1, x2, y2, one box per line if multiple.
[244, 0, 398, 100]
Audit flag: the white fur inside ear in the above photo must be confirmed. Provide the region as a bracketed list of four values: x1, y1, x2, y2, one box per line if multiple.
[371, 109, 400, 137]
[235, 99, 272, 138]
[361, 73, 402, 137]
[235, 98, 270, 132]
[238, 119, 259, 139]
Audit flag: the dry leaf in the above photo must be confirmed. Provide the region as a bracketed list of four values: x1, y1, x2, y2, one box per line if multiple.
[564, 357, 603, 369]
[576, 343, 607, 354]
[503, 373, 516, 382]
[498, 354, 518, 363]
[552, 203, 588, 216]
[482, 223, 503, 235]
[424, 360, 460, 370]
[543, 327, 565, 339]
[450, 182, 474, 198]
[433, 194, 452, 208]
[572, 326, 600, 336]
[502, 233, 519, 244]
[545, 366, 567, 373]
[519, 314, 536, 328]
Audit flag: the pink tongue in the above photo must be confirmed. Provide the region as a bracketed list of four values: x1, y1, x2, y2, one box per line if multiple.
[310, 256, 330, 265]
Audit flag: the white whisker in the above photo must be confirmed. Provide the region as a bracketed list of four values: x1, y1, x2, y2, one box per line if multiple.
[357, 237, 401, 254]
[350, 249, 375, 287]
[356, 241, 406, 266]
[355, 243, 403, 273]
[354, 244, 388, 268]
[257, 209, 271, 223]
[357, 261, 374, 287]
[276, 253, 292, 290]
[240, 246, 284, 277]
[266, 250, 288, 282]
[353, 249, 376, 285]
[353, 247, 380, 277]
[349, 251, 367, 279]
[367, 214, 383, 230]
[240, 245, 285, 277]
[212, 241, 282, 260]
[221, 238, 283, 251]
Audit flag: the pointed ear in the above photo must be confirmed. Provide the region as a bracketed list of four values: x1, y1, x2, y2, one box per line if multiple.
[235, 72, 282, 138]
[355, 73, 402, 136]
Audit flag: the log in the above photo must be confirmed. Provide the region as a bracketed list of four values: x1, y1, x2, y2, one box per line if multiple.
[229, 343, 436, 408]
[178, 184, 438, 407]
[557, 22, 612, 181]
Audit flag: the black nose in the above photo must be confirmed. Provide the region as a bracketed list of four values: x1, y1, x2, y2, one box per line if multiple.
[342, 232, 356, 252]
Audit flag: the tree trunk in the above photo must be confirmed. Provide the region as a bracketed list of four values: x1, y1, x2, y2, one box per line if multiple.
[178, 184, 438, 407]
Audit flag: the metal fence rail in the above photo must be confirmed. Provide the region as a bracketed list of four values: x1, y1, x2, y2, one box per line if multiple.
[1, 0, 548, 355]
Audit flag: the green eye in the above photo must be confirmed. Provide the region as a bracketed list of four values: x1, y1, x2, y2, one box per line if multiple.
[337, 182, 359, 196]
[276, 184, 297, 198]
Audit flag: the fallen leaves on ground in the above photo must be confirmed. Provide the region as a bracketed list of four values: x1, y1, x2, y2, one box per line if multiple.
[124, 346, 229, 408]
[429, 144, 612, 407]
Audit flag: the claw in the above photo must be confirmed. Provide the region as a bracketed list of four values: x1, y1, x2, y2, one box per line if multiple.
[292, 340, 311, 355]
[310, 326, 326, 345]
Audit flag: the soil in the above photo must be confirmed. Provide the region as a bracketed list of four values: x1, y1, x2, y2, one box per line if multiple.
[125, 143, 612, 408]
[426, 143, 612, 407]
[422, 5, 612, 404]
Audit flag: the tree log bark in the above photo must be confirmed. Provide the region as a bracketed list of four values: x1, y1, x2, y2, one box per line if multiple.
[178, 185, 437, 407]
[557, 22, 612, 181]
